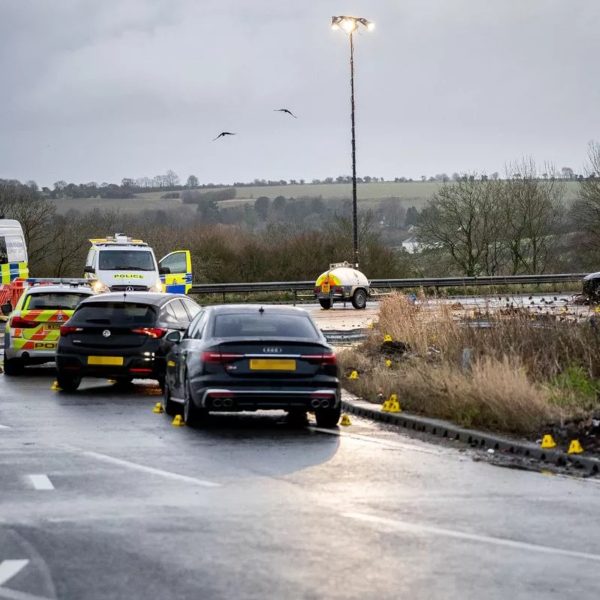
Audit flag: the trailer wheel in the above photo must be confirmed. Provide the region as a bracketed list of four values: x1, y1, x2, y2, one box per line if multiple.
[319, 298, 332, 310]
[351, 288, 367, 310]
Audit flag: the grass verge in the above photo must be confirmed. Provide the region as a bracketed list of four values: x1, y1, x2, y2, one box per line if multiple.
[339, 293, 600, 444]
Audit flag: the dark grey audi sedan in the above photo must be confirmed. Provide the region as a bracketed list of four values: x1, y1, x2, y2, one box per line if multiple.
[162, 305, 341, 427]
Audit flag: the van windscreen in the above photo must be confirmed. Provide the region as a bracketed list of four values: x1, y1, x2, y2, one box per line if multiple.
[98, 250, 155, 271]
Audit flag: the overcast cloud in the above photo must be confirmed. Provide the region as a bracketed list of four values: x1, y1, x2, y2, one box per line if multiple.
[1, 0, 599, 186]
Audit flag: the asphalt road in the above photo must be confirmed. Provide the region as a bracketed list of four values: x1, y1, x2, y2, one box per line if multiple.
[1, 369, 600, 600]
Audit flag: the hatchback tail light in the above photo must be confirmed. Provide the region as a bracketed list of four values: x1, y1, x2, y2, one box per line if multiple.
[201, 351, 243, 364]
[60, 325, 83, 336]
[10, 316, 38, 329]
[131, 327, 167, 339]
[300, 353, 337, 366]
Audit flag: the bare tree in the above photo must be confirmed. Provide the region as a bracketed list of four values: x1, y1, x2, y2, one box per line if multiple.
[417, 177, 501, 276]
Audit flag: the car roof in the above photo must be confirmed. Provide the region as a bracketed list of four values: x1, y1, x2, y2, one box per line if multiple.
[206, 304, 311, 317]
[77, 292, 190, 307]
[25, 285, 94, 295]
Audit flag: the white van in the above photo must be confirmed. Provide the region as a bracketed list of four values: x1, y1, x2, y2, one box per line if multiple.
[0, 218, 29, 287]
[84, 235, 192, 294]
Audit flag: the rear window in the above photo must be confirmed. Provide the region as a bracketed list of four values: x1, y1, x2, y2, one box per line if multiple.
[98, 250, 155, 271]
[214, 313, 318, 339]
[25, 292, 90, 310]
[70, 302, 156, 326]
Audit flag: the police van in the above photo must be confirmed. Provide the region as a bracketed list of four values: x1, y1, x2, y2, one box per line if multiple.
[0, 219, 29, 311]
[84, 235, 192, 294]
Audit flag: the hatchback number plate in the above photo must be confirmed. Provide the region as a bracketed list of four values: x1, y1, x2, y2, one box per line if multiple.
[88, 356, 124, 366]
[250, 359, 296, 371]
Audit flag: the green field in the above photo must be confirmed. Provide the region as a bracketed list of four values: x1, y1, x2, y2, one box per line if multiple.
[53, 180, 581, 214]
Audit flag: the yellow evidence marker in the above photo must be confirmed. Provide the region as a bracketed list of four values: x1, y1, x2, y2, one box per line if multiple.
[540, 434, 557, 449]
[171, 415, 185, 427]
[340, 414, 352, 427]
[152, 402, 164, 414]
[567, 439, 584, 454]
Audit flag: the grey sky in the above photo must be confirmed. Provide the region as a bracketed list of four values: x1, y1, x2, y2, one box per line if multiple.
[1, 0, 598, 186]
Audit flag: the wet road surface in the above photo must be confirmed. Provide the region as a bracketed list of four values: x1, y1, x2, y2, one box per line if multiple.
[1, 368, 600, 599]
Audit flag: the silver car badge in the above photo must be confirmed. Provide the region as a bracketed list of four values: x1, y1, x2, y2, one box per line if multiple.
[102, 329, 111, 338]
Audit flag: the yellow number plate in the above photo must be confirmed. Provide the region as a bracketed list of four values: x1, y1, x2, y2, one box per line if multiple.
[321, 283, 330, 293]
[88, 356, 124, 366]
[250, 359, 296, 371]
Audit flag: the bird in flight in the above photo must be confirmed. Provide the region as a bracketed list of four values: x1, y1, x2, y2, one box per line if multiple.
[274, 108, 297, 118]
[213, 132, 236, 141]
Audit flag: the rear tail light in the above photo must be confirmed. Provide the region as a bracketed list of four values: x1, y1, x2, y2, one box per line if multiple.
[301, 353, 337, 366]
[60, 325, 83, 336]
[130, 367, 153, 374]
[201, 351, 243, 364]
[10, 316, 38, 329]
[131, 327, 167, 339]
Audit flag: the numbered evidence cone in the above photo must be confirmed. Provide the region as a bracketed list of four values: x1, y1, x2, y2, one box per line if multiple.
[171, 414, 185, 427]
[340, 414, 352, 427]
[348, 370, 359, 380]
[540, 434, 557, 449]
[51, 381, 61, 391]
[567, 439, 584, 454]
[385, 359, 392, 368]
[382, 393, 401, 413]
[152, 402, 164, 414]
[383, 334, 393, 342]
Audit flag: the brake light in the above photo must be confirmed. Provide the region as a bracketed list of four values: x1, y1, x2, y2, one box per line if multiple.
[60, 325, 83, 336]
[301, 353, 337, 366]
[10, 316, 38, 329]
[131, 327, 167, 339]
[201, 351, 243, 363]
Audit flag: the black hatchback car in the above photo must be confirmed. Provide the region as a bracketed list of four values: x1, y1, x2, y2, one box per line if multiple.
[56, 292, 201, 392]
[162, 305, 341, 428]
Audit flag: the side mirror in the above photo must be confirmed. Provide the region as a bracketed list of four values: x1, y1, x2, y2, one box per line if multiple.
[165, 330, 182, 343]
[159, 266, 170, 275]
[1, 302, 12, 316]
[84, 266, 95, 274]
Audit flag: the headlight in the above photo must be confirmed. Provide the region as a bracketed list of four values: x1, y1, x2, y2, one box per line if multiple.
[91, 280, 109, 294]
[149, 281, 164, 293]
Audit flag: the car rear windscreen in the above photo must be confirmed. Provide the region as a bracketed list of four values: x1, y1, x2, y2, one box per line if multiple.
[214, 314, 319, 338]
[98, 250, 155, 271]
[70, 302, 156, 326]
[26, 292, 90, 310]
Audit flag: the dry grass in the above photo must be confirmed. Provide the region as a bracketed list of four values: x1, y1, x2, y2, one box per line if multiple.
[340, 293, 600, 434]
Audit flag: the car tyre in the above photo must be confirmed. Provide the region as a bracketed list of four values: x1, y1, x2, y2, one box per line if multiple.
[56, 373, 81, 393]
[319, 298, 332, 310]
[315, 404, 342, 428]
[287, 408, 308, 426]
[162, 382, 179, 417]
[3, 358, 24, 376]
[351, 288, 367, 310]
[183, 382, 206, 428]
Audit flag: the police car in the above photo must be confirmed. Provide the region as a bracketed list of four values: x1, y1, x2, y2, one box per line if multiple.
[3, 280, 94, 375]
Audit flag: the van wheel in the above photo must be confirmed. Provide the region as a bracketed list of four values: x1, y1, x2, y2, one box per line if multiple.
[351, 288, 367, 310]
[319, 299, 332, 310]
[3, 358, 24, 376]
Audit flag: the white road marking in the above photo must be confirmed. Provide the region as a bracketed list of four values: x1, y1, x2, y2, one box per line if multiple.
[0, 561, 29, 587]
[0, 425, 11, 430]
[82, 450, 221, 488]
[0, 586, 53, 600]
[344, 511, 600, 563]
[309, 426, 443, 455]
[27, 475, 54, 491]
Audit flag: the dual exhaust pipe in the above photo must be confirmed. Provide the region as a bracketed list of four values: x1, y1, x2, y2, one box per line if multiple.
[311, 398, 331, 409]
[211, 398, 234, 409]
